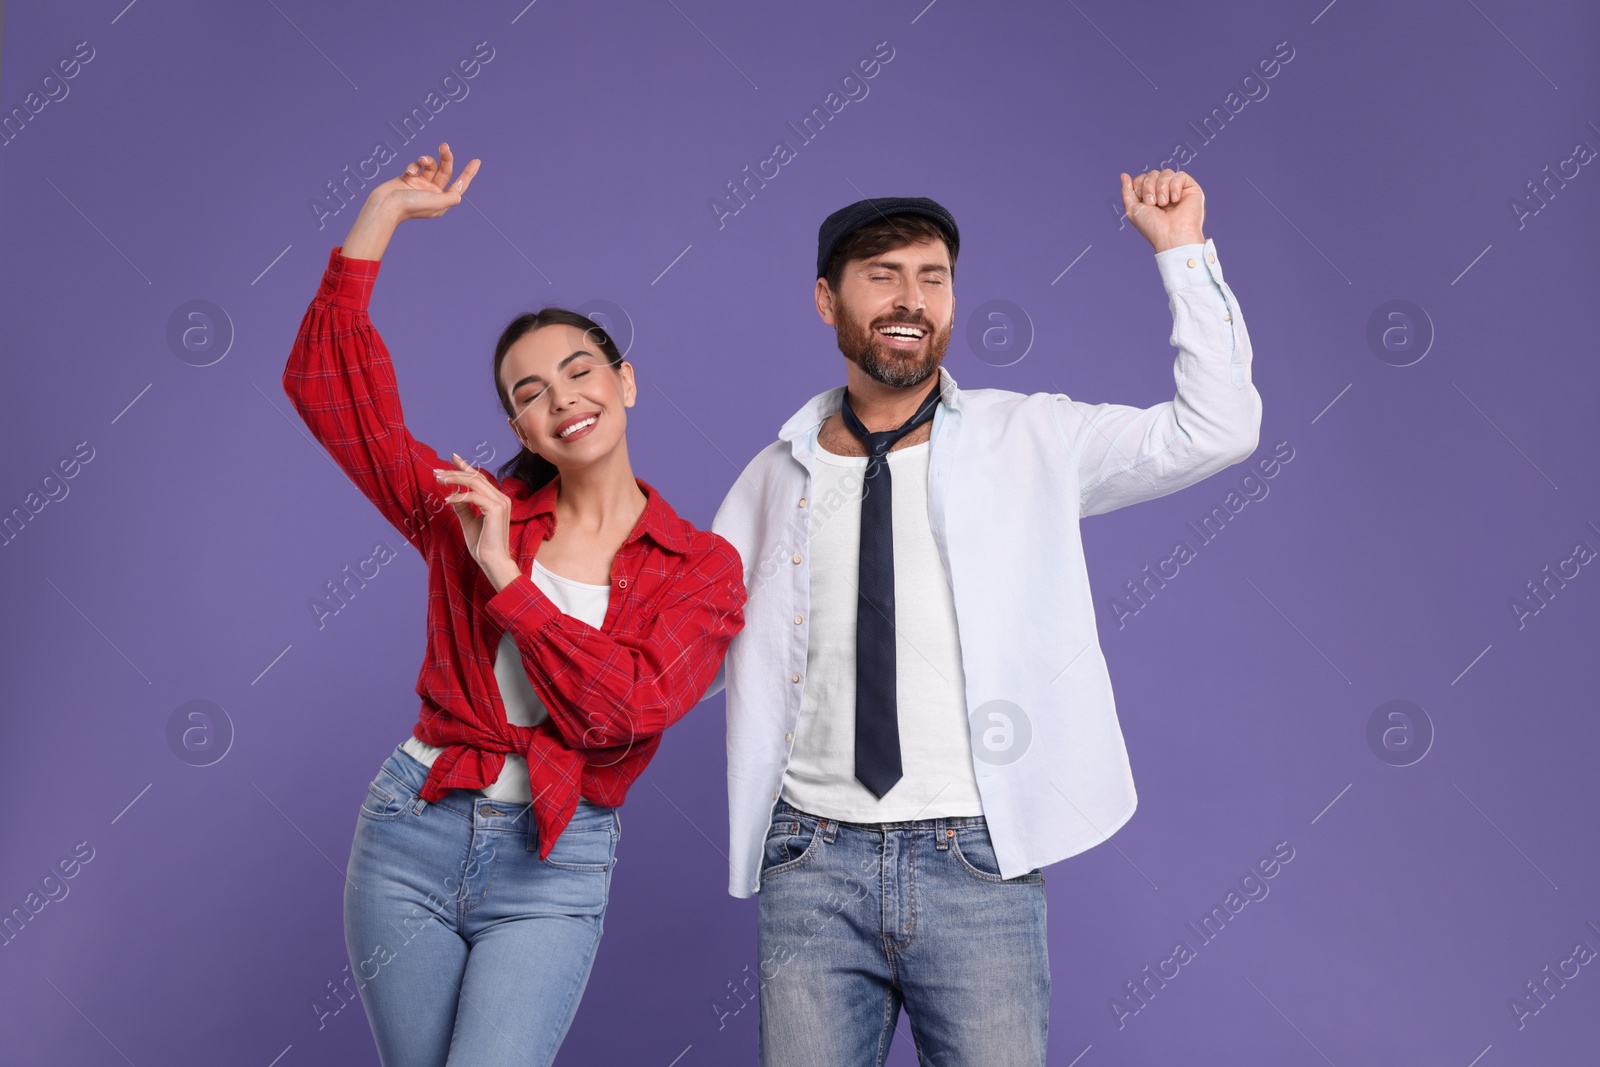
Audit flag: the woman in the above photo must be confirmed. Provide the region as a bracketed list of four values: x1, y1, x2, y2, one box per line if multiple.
[283, 143, 745, 1066]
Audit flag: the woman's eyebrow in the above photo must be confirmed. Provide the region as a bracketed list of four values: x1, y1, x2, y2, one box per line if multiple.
[511, 351, 594, 392]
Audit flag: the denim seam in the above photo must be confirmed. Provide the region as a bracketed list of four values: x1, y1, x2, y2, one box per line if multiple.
[874, 986, 897, 1067]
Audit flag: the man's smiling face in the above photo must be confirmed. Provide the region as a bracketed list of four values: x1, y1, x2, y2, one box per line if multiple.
[819, 236, 954, 390]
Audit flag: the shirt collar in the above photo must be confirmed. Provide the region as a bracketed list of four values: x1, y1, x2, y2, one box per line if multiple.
[506, 473, 692, 555]
[778, 365, 962, 443]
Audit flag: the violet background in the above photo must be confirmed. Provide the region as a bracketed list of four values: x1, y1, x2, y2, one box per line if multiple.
[2, 0, 1597, 1063]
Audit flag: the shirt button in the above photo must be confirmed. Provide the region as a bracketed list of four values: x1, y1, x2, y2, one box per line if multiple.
[1223, 312, 1232, 322]
[791, 673, 801, 683]
[1207, 253, 1216, 263]
[1186, 257, 1197, 268]
[792, 554, 802, 564]
[794, 614, 803, 625]
[617, 579, 628, 588]
[772, 790, 780, 800]
[798, 497, 808, 508]
[785, 731, 794, 741]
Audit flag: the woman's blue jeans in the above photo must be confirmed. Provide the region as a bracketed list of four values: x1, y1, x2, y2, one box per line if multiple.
[756, 800, 1050, 1066]
[342, 744, 619, 1067]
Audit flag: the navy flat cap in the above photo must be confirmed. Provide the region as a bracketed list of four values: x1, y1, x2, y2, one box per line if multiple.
[816, 196, 959, 280]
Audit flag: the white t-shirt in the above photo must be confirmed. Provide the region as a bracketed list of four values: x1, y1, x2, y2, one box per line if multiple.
[401, 558, 610, 803]
[779, 438, 984, 821]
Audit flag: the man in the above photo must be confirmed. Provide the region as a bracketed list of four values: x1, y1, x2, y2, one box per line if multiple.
[706, 170, 1261, 1065]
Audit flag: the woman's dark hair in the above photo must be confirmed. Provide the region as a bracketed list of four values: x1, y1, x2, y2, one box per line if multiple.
[821, 213, 957, 294]
[492, 307, 625, 494]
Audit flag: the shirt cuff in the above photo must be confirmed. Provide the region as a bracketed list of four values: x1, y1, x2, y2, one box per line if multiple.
[1153, 238, 1223, 295]
[316, 246, 382, 310]
[484, 571, 564, 637]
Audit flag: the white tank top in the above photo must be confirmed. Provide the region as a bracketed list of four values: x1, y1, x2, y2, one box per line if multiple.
[401, 558, 610, 803]
[780, 438, 985, 821]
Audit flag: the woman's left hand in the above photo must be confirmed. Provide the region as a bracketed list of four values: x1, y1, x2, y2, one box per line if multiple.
[435, 454, 518, 585]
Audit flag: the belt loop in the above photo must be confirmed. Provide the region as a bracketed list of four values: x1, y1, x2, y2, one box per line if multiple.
[821, 816, 837, 844]
[411, 796, 429, 815]
[935, 816, 949, 850]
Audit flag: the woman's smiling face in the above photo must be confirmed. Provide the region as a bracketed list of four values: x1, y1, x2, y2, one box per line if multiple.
[500, 322, 635, 465]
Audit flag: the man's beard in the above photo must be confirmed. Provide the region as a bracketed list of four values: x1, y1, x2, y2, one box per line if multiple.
[834, 301, 952, 389]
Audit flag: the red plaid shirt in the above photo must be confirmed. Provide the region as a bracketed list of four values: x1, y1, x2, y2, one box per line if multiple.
[283, 246, 745, 859]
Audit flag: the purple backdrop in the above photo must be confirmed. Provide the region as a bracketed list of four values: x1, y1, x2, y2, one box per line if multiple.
[2, 0, 1597, 1063]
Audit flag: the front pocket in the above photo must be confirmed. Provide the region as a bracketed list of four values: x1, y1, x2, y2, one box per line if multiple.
[949, 826, 1042, 885]
[760, 817, 822, 878]
[359, 779, 406, 822]
[540, 824, 614, 872]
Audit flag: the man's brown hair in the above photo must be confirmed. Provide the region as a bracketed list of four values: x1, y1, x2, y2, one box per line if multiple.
[821, 214, 957, 294]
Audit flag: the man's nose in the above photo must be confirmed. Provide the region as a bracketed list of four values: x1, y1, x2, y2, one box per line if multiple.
[895, 281, 925, 312]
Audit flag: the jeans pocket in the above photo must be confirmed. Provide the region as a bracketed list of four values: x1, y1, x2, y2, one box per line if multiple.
[359, 776, 408, 822]
[949, 825, 1043, 885]
[540, 805, 617, 872]
[760, 814, 822, 879]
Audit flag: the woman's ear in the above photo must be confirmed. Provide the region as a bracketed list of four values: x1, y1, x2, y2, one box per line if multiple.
[618, 360, 637, 408]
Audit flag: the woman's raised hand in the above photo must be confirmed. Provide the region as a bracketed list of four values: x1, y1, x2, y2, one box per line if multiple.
[376, 142, 481, 221]
[340, 143, 481, 259]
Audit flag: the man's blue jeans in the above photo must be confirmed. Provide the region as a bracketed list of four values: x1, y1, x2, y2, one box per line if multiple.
[756, 800, 1050, 1066]
[341, 744, 619, 1067]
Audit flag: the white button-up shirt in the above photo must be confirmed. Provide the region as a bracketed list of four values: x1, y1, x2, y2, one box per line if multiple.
[706, 238, 1261, 897]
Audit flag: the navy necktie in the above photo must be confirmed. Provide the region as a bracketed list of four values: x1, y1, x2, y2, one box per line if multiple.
[837, 378, 942, 798]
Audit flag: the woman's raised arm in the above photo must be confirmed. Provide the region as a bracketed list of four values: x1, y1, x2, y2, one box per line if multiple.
[281, 145, 482, 555]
